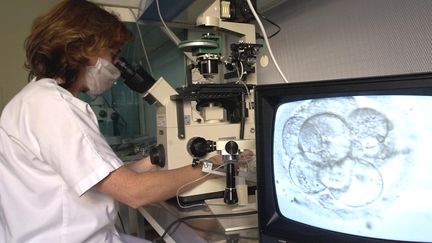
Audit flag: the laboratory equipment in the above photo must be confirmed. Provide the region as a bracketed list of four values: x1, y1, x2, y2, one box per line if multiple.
[255, 72, 432, 242]
[187, 137, 255, 204]
[215, 139, 255, 205]
[117, 0, 261, 204]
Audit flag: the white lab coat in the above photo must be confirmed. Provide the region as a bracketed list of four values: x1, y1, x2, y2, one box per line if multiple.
[0, 78, 125, 243]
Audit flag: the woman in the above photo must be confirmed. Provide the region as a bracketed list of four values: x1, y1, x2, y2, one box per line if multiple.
[0, 1, 212, 242]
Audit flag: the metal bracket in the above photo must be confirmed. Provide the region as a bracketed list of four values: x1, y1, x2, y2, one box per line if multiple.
[175, 99, 186, 139]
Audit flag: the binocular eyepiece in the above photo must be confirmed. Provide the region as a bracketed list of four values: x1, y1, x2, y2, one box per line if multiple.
[115, 57, 156, 94]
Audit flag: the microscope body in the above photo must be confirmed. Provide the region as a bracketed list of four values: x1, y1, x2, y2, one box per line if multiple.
[116, 0, 260, 204]
[148, 77, 255, 203]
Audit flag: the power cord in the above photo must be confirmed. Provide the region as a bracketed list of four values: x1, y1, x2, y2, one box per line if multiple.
[175, 162, 227, 209]
[128, 8, 154, 77]
[246, 0, 289, 83]
[155, 0, 196, 64]
[257, 12, 281, 39]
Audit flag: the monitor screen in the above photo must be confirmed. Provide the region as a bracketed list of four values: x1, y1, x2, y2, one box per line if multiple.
[274, 95, 432, 242]
[255, 73, 432, 243]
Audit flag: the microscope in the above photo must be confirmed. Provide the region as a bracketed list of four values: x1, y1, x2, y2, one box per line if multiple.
[116, 0, 260, 205]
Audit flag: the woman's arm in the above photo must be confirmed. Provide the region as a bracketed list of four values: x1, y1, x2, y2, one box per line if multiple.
[96, 162, 207, 208]
[124, 156, 158, 173]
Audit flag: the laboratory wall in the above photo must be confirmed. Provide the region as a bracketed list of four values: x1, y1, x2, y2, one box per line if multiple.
[0, 0, 58, 112]
[257, 0, 432, 84]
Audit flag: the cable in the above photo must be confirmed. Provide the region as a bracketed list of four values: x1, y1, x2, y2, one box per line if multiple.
[155, 0, 180, 46]
[246, 0, 289, 83]
[236, 61, 245, 84]
[233, 61, 250, 140]
[128, 8, 154, 77]
[258, 12, 281, 39]
[235, 61, 251, 98]
[239, 93, 246, 139]
[155, 0, 196, 65]
[175, 162, 227, 209]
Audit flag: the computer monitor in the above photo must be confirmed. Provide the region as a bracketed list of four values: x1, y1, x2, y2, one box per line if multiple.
[255, 73, 432, 243]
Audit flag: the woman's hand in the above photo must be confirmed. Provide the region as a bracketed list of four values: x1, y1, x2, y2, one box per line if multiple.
[204, 149, 255, 172]
[238, 149, 255, 170]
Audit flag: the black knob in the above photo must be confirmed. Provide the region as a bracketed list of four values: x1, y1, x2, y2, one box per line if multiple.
[149, 144, 165, 168]
[187, 137, 215, 158]
[225, 141, 238, 155]
[110, 112, 119, 121]
[99, 110, 107, 118]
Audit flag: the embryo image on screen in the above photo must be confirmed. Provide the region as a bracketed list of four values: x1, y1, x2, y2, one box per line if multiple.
[273, 95, 432, 242]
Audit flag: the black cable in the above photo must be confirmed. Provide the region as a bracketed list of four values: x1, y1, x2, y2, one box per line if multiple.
[117, 211, 126, 233]
[255, 12, 281, 39]
[239, 92, 246, 140]
[157, 210, 257, 240]
[255, 32, 266, 41]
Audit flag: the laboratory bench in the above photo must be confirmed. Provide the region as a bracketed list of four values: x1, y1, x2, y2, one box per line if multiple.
[138, 196, 259, 243]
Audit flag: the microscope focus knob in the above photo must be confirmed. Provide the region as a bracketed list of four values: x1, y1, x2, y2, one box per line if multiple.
[225, 141, 239, 155]
[149, 144, 166, 168]
[187, 137, 215, 158]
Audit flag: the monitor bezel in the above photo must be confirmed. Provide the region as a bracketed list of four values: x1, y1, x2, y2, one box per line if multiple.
[254, 72, 432, 243]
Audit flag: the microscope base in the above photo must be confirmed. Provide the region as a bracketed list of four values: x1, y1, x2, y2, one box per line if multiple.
[205, 195, 258, 232]
[176, 185, 257, 205]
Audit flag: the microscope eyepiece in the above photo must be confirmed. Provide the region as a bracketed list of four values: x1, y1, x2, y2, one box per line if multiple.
[115, 57, 156, 93]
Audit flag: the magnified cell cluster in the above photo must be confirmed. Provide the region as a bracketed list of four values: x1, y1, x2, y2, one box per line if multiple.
[274, 95, 432, 241]
[281, 97, 395, 208]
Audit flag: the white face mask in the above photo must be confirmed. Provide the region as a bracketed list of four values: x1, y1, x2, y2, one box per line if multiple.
[85, 57, 121, 96]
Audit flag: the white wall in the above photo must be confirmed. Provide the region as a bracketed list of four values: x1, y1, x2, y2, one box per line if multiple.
[258, 0, 432, 84]
[0, 0, 58, 112]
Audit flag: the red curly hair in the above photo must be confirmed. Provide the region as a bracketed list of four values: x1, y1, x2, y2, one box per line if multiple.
[24, 0, 133, 89]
